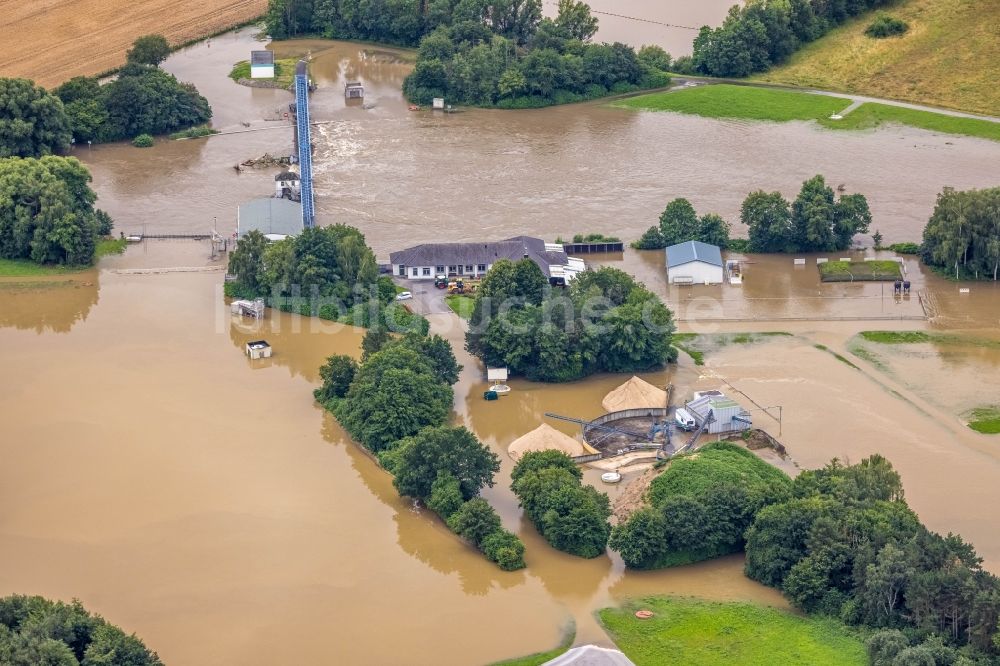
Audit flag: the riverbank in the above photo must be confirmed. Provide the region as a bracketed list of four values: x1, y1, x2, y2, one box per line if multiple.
[616, 84, 1000, 142]
[0, 238, 126, 278]
[600, 597, 866, 665]
[750, 0, 1000, 116]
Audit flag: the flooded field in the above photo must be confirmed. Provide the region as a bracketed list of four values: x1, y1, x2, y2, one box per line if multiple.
[4, 24, 1000, 666]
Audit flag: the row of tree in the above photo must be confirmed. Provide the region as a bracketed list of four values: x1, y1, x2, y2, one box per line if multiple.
[403, 2, 672, 107]
[465, 260, 677, 382]
[227, 226, 427, 332]
[510, 450, 611, 558]
[691, 0, 896, 78]
[609, 442, 792, 569]
[1, 36, 209, 151]
[316, 332, 526, 569]
[0, 594, 161, 666]
[0, 156, 112, 265]
[632, 198, 731, 250]
[921, 186, 1000, 281]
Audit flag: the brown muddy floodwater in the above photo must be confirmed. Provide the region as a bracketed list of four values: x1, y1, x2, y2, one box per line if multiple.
[4, 25, 1000, 666]
[79, 27, 1000, 255]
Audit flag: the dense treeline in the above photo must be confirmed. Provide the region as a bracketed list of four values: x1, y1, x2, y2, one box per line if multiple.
[0, 79, 72, 158]
[466, 260, 676, 382]
[692, 0, 896, 78]
[227, 227, 427, 332]
[610, 442, 792, 569]
[0, 595, 161, 666]
[0, 156, 112, 265]
[317, 333, 526, 569]
[633, 197, 731, 250]
[404, 1, 671, 107]
[510, 450, 611, 558]
[264, 0, 672, 108]
[47, 35, 210, 143]
[745, 455, 1000, 660]
[921, 187, 1000, 281]
[741, 175, 871, 252]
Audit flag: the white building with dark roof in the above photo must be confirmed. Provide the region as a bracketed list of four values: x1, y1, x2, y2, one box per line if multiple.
[389, 236, 584, 284]
[250, 50, 275, 79]
[666, 240, 724, 285]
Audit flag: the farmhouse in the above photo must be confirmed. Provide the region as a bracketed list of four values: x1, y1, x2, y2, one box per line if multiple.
[390, 236, 584, 284]
[250, 50, 275, 78]
[666, 240, 724, 285]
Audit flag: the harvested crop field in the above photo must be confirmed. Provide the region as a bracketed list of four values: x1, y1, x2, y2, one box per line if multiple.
[0, 0, 266, 88]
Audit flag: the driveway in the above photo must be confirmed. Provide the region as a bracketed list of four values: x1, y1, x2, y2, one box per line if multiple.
[395, 278, 452, 316]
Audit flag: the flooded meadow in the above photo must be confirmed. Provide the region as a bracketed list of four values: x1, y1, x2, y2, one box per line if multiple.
[2, 25, 1000, 666]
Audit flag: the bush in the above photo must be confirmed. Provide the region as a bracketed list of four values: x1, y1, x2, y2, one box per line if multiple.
[314, 354, 357, 404]
[426, 471, 465, 519]
[888, 242, 920, 255]
[447, 498, 502, 546]
[131, 133, 154, 147]
[481, 529, 527, 571]
[865, 16, 909, 39]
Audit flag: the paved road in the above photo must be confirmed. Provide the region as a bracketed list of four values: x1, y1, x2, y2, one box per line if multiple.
[395, 278, 453, 316]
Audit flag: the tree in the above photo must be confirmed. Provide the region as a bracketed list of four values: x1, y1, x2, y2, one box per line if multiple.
[658, 198, 700, 245]
[697, 213, 730, 248]
[228, 230, 268, 293]
[741, 190, 792, 252]
[394, 333, 462, 384]
[334, 345, 453, 451]
[791, 175, 837, 251]
[426, 471, 465, 518]
[392, 425, 501, 501]
[0, 156, 101, 265]
[361, 326, 390, 361]
[511, 450, 581, 484]
[314, 354, 358, 403]
[637, 45, 671, 72]
[609, 507, 666, 569]
[872, 229, 884, 250]
[101, 67, 211, 140]
[631, 225, 666, 250]
[922, 187, 1000, 281]
[446, 497, 502, 546]
[0, 78, 72, 157]
[481, 529, 526, 570]
[126, 35, 171, 66]
[554, 0, 598, 42]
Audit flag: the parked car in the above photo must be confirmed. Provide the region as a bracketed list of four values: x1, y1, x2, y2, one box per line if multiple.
[396, 291, 412, 301]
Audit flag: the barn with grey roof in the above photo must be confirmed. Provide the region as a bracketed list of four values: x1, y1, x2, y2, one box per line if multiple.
[665, 240, 724, 285]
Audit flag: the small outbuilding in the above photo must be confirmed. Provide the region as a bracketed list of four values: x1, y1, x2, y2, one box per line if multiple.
[507, 423, 591, 461]
[250, 50, 275, 79]
[666, 240, 724, 285]
[245, 340, 272, 360]
[345, 82, 364, 99]
[602, 376, 668, 412]
[685, 393, 752, 434]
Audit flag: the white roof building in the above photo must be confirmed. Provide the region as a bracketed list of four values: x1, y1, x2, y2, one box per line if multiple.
[666, 240, 724, 285]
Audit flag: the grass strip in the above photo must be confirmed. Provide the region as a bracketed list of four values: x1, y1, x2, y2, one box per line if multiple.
[444, 294, 475, 320]
[967, 407, 1000, 435]
[819, 260, 902, 281]
[599, 597, 866, 666]
[820, 103, 1000, 142]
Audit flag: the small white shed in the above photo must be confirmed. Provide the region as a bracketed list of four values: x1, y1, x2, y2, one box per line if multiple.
[666, 241, 724, 285]
[250, 51, 275, 79]
[246, 340, 272, 360]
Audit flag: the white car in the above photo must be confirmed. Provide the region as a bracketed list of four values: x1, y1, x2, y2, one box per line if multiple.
[395, 291, 412, 301]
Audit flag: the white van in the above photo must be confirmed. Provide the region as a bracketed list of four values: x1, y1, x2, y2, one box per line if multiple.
[674, 408, 697, 431]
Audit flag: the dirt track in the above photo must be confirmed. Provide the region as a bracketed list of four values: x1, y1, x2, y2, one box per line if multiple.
[0, 0, 266, 88]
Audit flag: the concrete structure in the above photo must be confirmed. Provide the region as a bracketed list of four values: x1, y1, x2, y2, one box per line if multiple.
[237, 197, 302, 238]
[250, 50, 275, 78]
[543, 645, 635, 666]
[389, 236, 584, 284]
[685, 393, 752, 435]
[274, 171, 301, 201]
[245, 340, 272, 359]
[666, 240, 724, 285]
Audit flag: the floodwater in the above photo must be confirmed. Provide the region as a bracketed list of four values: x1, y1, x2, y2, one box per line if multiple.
[4, 24, 1000, 666]
[79, 28, 1000, 254]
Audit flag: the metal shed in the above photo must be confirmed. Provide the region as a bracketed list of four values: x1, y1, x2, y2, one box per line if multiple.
[666, 240, 724, 285]
[250, 50, 275, 79]
[685, 394, 752, 434]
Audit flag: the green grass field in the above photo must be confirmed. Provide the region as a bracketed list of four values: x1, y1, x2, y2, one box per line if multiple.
[819, 260, 902, 282]
[750, 0, 1000, 116]
[445, 294, 475, 319]
[599, 597, 866, 666]
[818, 103, 1000, 142]
[618, 85, 1000, 143]
[617, 84, 849, 122]
[0, 238, 126, 278]
[967, 407, 1000, 435]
